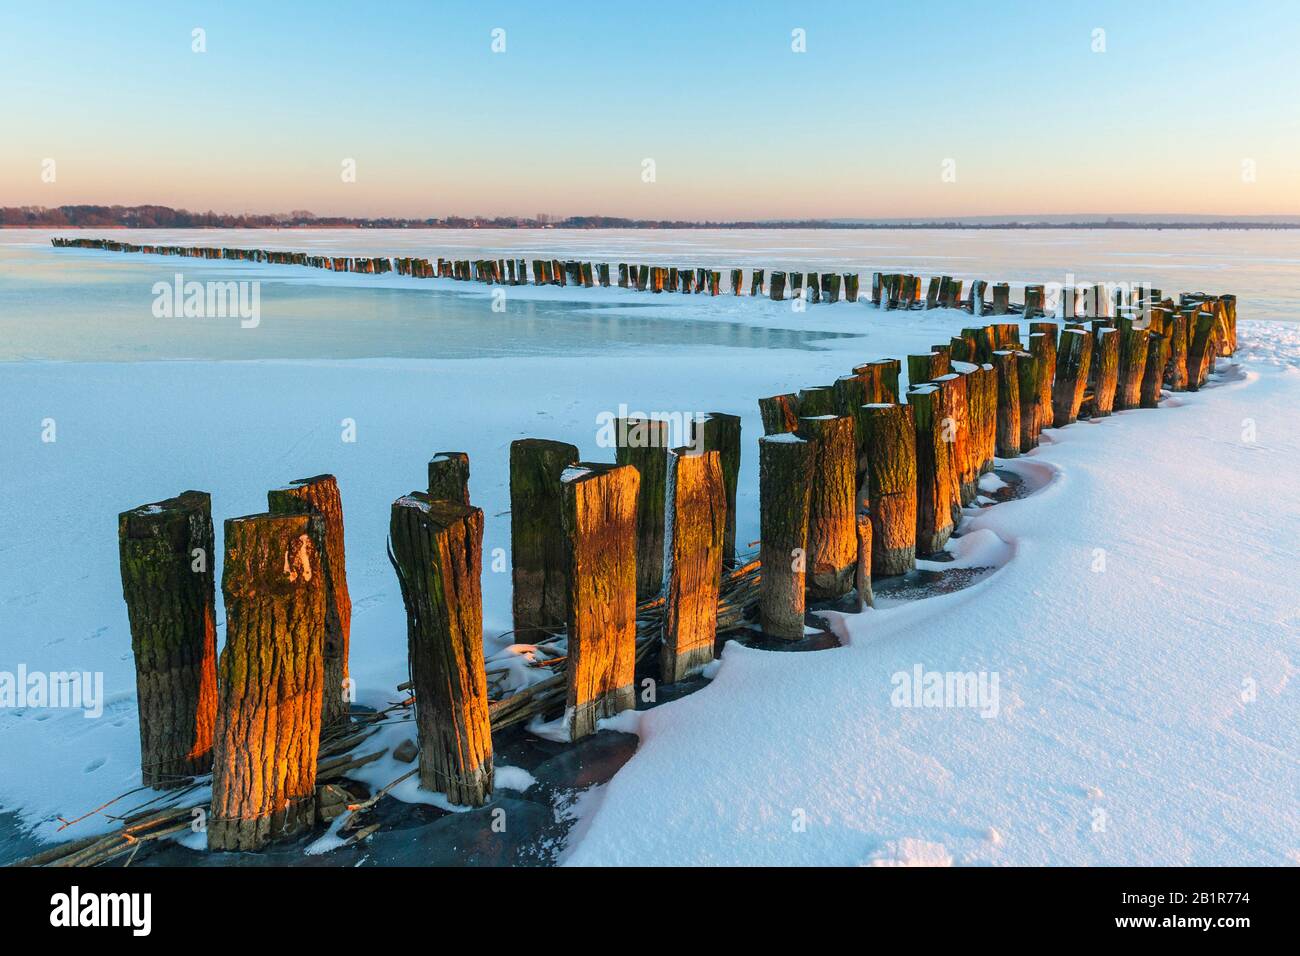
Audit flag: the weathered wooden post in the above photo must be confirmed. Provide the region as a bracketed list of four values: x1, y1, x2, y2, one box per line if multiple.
[731, 268, 743, 295]
[770, 271, 787, 301]
[1025, 332, 1055, 445]
[751, 269, 765, 296]
[692, 412, 741, 568]
[427, 452, 471, 504]
[1186, 311, 1216, 390]
[615, 418, 668, 598]
[1024, 284, 1046, 318]
[661, 448, 726, 683]
[1165, 312, 1189, 390]
[871, 272, 884, 306]
[798, 385, 836, 416]
[925, 277, 941, 310]
[855, 403, 917, 576]
[991, 283, 1010, 315]
[934, 372, 973, 509]
[118, 491, 217, 789]
[563, 463, 639, 739]
[389, 494, 492, 806]
[791, 273, 805, 302]
[209, 513, 325, 851]
[1115, 325, 1151, 409]
[908, 385, 955, 555]
[844, 273, 860, 302]
[795, 415, 857, 601]
[855, 514, 874, 611]
[267, 475, 353, 729]
[510, 438, 580, 640]
[908, 352, 950, 386]
[992, 350, 1021, 458]
[860, 358, 902, 402]
[758, 434, 814, 639]
[1017, 337, 1044, 451]
[618, 263, 629, 288]
[1051, 328, 1094, 427]
[1141, 330, 1170, 408]
[967, 363, 998, 475]
[759, 393, 801, 434]
[1092, 326, 1120, 416]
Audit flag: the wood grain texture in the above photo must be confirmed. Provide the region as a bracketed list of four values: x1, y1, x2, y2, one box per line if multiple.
[615, 418, 669, 598]
[209, 513, 325, 851]
[796, 415, 857, 601]
[510, 438, 580, 640]
[118, 490, 217, 789]
[856, 402, 917, 577]
[661, 449, 726, 683]
[758, 435, 814, 639]
[692, 412, 742, 569]
[427, 452, 471, 504]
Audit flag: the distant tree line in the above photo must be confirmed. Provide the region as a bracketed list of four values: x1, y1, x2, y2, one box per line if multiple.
[3, 204, 1297, 230]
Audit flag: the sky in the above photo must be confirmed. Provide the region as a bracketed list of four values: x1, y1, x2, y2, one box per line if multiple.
[1, 0, 1296, 220]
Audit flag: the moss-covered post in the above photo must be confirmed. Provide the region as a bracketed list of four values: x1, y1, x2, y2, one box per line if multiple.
[1091, 326, 1120, 416]
[1115, 325, 1151, 409]
[118, 491, 217, 789]
[1051, 328, 1094, 427]
[692, 412, 742, 569]
[427, 452, 471, 504]
[758, 434, 814, 639]
[908, 385, 955, 555]
[510, 438, 580, 640]
[798, 386, 836, 417]
[661, 448, 726, 683]
[855, 403, 917, 576]
[795, 415, 857, 601]
[209, 513, 325, 851]
[615, 418, 669, 598]
[1187, 310, 1216, 391]
[908, 352, 950, 387]
[1165, 312, 1189, 390]
[563, 463, 639, 739]
[389, 494, 492, 807]
[267, 475, 353, 730]
[759, 393, 801, 434]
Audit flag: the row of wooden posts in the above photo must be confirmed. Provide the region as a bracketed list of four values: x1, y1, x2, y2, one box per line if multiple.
[111, 260, 1238, 854]
[53, 237, 1231, 324]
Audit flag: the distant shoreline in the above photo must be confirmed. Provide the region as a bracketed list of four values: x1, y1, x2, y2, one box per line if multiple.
[4, 205, 1300, 231]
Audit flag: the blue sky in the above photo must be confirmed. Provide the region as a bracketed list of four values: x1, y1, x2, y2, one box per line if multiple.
[1, 0, 1295, 218]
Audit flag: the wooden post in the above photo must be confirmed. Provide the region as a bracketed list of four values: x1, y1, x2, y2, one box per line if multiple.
[751, 269, 765, 296]
[758, 435, 813, 638]
[855, 514, 874, 611]
[731, 268, 743, 295]
[871, 272, 883, 306]
[389, 494, 492, 806]
[426, 452, 471, 505]
[908, 351, 950, 387]
[1024, 284, 1046, 318]
[1187, 311, 1216, 391]
[1017, 336, 1043, 451]
[908, 384, 955, 555]
[563, 463, 639, 739]
[118, 491, 217, 789]
[795, 415, 857, 601]
[844, 273, 860, 302]
[1141, 330, 1170, 408]
[692, 412, 742, 569]
[861, 358, 902, 402]
[1165, 312, 1189, 390]
[991, 283, 1010, 315]
[759, 393, 801, 434]
[267, 475, 353, 730]
[1051, 328, 1094, 427]
[968, 363, 998, 475]
[770, 271, 787, 301]
[798, 385, 836, 416]
[510, 438, 580, 640]
[209, 513, 325, 851]
[992, 351, 1021, 458]
[855, 403, 917, 576]
[661, 448, 726, 683]
[615, 418, 669, 598]
[925, 277, 941, 310]
[1092, 326, 1120, 416]
[933, 373, 972, 509]
[1115, 325, 1150, 409]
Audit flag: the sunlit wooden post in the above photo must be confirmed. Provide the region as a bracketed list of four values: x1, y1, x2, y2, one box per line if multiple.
[563, 463, 639, 739]
[661, 448, 727, 683]
[389, 493, 492, 806]
[267, 475, 353, 729]
[855, 402, 917, 576]
[615, 418, 669, 598]
[908, 384, 955, 555]
[209, 513, 325, 851]
[795, 415, 857, 601]
[692, 412, 742, 569]
[758, 434, 814, 639]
